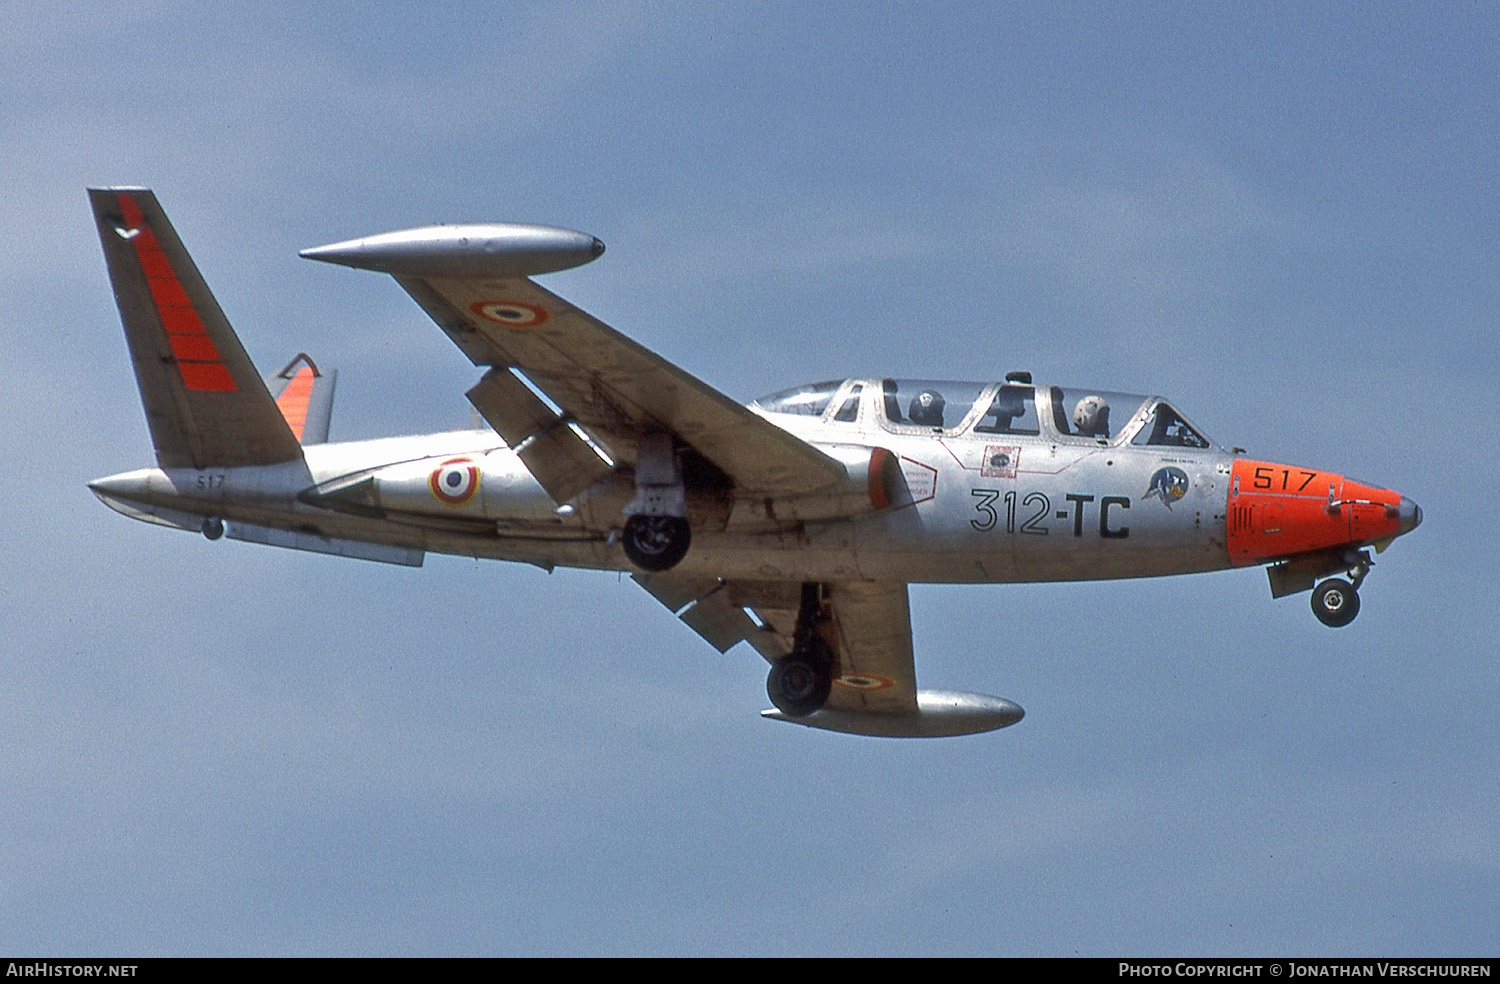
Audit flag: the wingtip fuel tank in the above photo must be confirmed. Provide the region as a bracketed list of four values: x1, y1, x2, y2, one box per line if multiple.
[299, 223, 604, 279]
[761, 690, 1025, 738]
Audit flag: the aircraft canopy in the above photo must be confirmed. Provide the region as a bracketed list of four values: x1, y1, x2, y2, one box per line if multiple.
[752, 378, 1215, 449]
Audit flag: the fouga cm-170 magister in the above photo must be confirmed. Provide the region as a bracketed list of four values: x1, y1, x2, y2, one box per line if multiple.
[88, 188, 1422, 738]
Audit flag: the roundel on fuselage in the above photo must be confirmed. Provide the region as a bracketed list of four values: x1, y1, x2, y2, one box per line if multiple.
[430, 457, 480, 506]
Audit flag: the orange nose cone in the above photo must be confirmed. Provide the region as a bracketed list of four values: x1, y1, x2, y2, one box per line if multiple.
[1227, 459, 1412, 565]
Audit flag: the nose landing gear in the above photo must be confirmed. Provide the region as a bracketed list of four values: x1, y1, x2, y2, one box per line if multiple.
[1311, 552, 1372, 628]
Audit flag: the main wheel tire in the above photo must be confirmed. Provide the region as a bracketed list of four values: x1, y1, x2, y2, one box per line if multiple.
[766, 655, 833, 718]
[621, 515, 691, 572]
[1312, 578, 1360, 628]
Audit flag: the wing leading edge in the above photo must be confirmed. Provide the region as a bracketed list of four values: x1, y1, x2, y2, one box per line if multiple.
[301, 225, 847, 501]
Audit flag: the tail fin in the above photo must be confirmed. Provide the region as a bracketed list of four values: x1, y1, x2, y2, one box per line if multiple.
[270, 353, 337, 444]
[89, 187, 303, 469]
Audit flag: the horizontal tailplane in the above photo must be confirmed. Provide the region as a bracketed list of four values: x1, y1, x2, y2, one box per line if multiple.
[270, 353, 337, 444]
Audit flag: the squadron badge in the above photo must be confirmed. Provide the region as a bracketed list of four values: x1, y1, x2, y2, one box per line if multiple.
[1143, 466, 1189, 508]
[981, 445, 1019, 479]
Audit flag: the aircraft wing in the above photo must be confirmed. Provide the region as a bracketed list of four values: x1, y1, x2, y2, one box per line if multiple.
[402, 275, 847, 497]
[302, 224, 848, 502]
[634, 575, 920, 714]
[781, 580, 920, 715]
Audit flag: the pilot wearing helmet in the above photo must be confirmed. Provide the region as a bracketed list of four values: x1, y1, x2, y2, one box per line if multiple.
[908, 389, 946, 428]
[1073, 395, 1111, 438]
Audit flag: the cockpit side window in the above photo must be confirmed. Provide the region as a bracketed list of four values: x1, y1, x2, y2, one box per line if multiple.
[833, 384, 863, 423]
[1049, 386, 1073, 436]
[882, 378, 905, 423]
[884, 379, 949, 426]
[1044, 387, 1150, 443]
[1132, 402, 1211, 448]
[878, 379, 989, 432]
[974, 385, 1039, 435]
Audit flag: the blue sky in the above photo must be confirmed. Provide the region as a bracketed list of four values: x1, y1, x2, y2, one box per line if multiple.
[1, 1, 1495, 956]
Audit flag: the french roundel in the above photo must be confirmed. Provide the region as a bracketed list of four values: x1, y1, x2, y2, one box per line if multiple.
[469, 300, 549, 328]
[429, 457, 480, 506]
[835, 673, 895, 691]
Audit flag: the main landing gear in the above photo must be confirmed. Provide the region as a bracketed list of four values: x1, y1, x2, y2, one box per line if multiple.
[766, 583, 835, 717]
[620, 432, 691, 573]
[621, 515, 690, 572]
[1311, 551, 1372, 628]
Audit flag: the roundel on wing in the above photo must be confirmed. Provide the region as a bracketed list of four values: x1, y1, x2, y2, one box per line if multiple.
[834, 673, 896, 691]
[469, 300, 549, 329]
[429, 457, 481, 506]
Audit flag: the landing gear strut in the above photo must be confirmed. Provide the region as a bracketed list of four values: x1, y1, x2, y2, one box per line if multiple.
[1311, 551, 1371, 628]
[620, 432, 690, 573]
[766, 583, 835, 717]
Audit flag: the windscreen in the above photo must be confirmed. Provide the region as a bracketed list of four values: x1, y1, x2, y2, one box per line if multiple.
[752, 380, 845, 417]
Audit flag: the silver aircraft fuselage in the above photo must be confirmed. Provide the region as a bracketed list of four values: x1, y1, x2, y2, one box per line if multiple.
[95, 379, 1251, 584]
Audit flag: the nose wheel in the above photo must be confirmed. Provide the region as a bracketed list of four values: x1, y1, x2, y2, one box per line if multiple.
[1311, 579, 1360, 627]
[1311, 552, 1371, 628]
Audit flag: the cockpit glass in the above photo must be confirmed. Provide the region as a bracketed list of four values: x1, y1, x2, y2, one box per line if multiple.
[974, 384, 1039, 435]
[752, 380, 844, 417]
[1132, 402, 1212, 448]
[879, 379, 989, 431]
[1046, 387, 1150, 441]
[752, 379, 1206, 448]
[832, 384, 863, 422]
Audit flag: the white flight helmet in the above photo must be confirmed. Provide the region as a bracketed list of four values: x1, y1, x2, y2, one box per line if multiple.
[1073, 395, 1110, 436]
